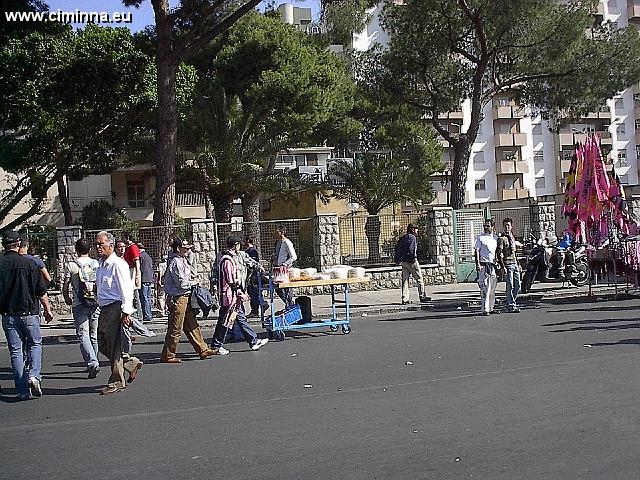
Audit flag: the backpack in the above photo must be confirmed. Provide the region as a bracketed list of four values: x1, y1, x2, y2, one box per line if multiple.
[76, 260, 97, 306]
[393, 234, 408, 264]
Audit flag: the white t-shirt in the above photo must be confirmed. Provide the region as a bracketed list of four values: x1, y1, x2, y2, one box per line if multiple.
[474, 233, 499, 264]
[65, 256, 99, 308]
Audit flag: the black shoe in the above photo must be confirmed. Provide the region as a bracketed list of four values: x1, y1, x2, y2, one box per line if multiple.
[87, 365, 100, 379]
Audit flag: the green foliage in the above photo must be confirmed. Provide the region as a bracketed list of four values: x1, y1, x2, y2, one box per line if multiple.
[322, 0, 379, 45]
[77, 200, 138, 231]
[381, 0, 640, 208]
[0, 24, 154, 227]
[328, 53, 443, 215]
[179, 11, 355, 214]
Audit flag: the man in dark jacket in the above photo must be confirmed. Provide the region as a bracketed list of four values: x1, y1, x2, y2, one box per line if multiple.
[0, 231, 53, 400]
[394, 224, 428, 305]
[137, 243, 154, 322]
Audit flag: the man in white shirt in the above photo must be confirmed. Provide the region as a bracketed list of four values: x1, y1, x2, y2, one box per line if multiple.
[95, 231, 143, 395]
[474, 219, 499, 316]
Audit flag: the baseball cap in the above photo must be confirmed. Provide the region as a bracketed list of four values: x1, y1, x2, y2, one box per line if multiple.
[171, 237, 193, 249]
[2, 230, 21, 245]
[227, 235, 242, 247]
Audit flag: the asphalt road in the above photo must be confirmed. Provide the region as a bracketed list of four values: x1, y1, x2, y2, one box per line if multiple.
[2, 296, 640, 480]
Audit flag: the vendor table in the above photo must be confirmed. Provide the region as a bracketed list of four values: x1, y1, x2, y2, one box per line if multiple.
[260, 276, 371, 341]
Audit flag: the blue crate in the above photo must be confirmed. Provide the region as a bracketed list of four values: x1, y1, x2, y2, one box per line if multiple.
[263, 304, 304, 329]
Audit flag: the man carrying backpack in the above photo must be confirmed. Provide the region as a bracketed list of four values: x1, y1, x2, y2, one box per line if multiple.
[63, 239, 101, 379]
[394, 223, 429, 305]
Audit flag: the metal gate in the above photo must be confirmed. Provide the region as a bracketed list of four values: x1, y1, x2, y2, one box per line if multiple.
[453, 210, 485, 282]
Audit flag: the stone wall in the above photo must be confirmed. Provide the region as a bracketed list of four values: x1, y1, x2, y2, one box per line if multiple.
[530, 201, 556, 241]
[189, 219, 217, 281]
[313, 214, 341, 270]
[423, 206, 457, 284]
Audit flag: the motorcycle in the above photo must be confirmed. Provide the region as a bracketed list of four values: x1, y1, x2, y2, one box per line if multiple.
[520, 235, 590, 293]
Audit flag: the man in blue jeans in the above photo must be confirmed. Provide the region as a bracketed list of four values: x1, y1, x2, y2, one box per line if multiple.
[63, 238, 101, 379]
[137, 243, 155, 322]
[497, 218, 522, 313]
[0, 231, 53, 400]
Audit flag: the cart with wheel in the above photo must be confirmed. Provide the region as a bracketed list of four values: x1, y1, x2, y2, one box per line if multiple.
[259, 274, 370, 340]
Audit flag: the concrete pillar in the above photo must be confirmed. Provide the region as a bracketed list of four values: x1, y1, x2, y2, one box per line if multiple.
[189, 219, 217, 280]
[56, 225, 83, 287]
[529, 201, 557, 241]
[313, 214, 341, 270]
[423, 206, 456, 284]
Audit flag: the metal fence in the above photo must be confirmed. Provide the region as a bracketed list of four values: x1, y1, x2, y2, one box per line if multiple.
[84, 225, 188, 264]
[338, 213, 434, 266]
[22, 226, 59, 288]
[487, 205, 532, 243]
[214, 218, 316, 268]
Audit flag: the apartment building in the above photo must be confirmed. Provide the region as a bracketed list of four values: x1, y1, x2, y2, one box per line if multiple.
[351, 0, 640, 206]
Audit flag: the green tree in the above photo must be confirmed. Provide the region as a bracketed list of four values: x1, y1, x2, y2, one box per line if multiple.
[381, 0, 640, 209]
[328, 61, 443, 261]
[78, 200, 138, 231]
[0, 25, 153, 228]
[179, 12, 355, 244]
[122, 0, 264, 228]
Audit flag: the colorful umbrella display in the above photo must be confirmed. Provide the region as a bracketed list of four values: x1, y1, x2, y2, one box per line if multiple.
[563, 134, 633, 246]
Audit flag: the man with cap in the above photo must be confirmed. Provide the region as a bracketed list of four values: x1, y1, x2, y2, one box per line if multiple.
[210, 235, 269, 355]
[160, 237, 216, 363]
[394, 223, 429, 305]
[95, 231, 143, 395]
[0, 230, 53, 400]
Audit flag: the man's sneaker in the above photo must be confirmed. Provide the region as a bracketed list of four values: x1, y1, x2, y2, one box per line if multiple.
[213, 346, 230, 356]
[419, 296, 431, 303]
[87, 365, 100, 379]
[247, 311, 259, 318]
[401, 300, 413, 305]
[16, 394, 30, 401]
[28, 377, 42, 397]
[251, 338, 269, 351]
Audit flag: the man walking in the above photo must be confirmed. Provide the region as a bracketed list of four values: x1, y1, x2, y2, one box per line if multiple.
[0, 231, 53, 400]
[137, 243, 154, 322]
[62, 238, 101, 379]
[155, 255, 168, 317]
[497, 218, 521, 313]
[475, 219, 499, 316]
[271, 226, 297, 306]
[211, 236, 269, 355]
[394, 223, 429, 305]
[160, 238, 216, 363]
[244, 237, 266, 318]
[95, 231, 143, 395]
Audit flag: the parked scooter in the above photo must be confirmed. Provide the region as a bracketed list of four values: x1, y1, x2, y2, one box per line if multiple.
[520, 234, 590, 293]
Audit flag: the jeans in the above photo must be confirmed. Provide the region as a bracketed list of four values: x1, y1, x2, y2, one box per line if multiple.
[139, 283, 153, 321]
[275, 288, 293, 307]
[248, 280, 266, 313]
[72, 304, 99, 369]
[133, 288, 143, 322]
[2, 314, 42, 397]
[504, 263, 521, 309]
[211, 303, 258, 348]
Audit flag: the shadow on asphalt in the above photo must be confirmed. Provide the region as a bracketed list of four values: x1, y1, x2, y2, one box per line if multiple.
[548, 321, 640, 333]
[542, 318, 638, 327]
[588, 339, 640, 347]
[544, 293, 635, 306]
[546, 305, 640, 314]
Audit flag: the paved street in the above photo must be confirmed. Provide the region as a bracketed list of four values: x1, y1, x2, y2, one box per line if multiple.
[2, 294, 640, 480]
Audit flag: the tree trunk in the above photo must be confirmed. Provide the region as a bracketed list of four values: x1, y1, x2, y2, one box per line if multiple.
[364, 215, 381, 263]
[152, 0, 177, 228]
[213, 196, 233, 223]
[450, 139, 472, 210]
[242, 193, 261, 258]
[57, 176, 73, 225]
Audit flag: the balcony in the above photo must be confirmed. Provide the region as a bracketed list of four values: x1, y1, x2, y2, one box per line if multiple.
[496, 160, 529, 175]
[430, 190, 450, 205]
[498, 188, 530, 201]
[436, 135, 450, 148]
[561, 159, 573, 173]
[493, 105, 526, 119]
[443, 110, 464, 120]
[582, 107, 610, 119]
[494, 133, 527, 147]
[629, 3, 640, 22]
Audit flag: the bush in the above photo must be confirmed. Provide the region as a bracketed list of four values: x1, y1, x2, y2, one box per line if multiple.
[78, 200, 137, 231]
